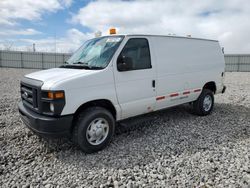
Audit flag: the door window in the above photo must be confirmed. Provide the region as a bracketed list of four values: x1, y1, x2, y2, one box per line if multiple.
[118, 38, 151, 71]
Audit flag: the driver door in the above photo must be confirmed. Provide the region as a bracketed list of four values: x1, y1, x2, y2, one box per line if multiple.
[113, 37, 156, 119]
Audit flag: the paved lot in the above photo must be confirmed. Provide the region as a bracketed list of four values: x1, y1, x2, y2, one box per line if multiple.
[0, 68, 249, 187]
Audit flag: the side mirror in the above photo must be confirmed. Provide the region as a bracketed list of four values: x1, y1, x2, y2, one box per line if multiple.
[117, 56, 133, 71]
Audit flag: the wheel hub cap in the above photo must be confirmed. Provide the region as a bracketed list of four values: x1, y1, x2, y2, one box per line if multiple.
[203, 95, 212, 112]
[86, 118, 109, 145]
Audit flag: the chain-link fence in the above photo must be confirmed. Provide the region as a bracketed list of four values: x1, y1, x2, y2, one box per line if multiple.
[224, 54, 250, 72]
[0, 50, 249, 71]
[0, 50, 71, 69]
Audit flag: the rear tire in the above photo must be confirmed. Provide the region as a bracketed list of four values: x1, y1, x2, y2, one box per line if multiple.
[73, 107, 115, 153]
[192, 89, 214, 116]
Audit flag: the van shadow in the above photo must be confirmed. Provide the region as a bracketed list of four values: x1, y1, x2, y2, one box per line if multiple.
[41, 103, 250, 170]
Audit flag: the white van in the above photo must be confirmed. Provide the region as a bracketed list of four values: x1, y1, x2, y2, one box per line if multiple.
[19, 32, 226, 153]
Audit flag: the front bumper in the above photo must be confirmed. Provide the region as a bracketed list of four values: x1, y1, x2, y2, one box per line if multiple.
[18, 102, 73, 138]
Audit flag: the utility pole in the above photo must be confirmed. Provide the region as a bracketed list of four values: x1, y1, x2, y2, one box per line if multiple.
[33, 43, 36, 52]
[54, 32, 57, 67]
[54, 32, 57, 53]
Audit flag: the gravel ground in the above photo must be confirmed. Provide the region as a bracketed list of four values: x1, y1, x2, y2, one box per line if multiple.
[0, 68, 250, 188]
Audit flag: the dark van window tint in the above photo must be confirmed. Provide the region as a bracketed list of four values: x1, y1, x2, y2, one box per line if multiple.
[119, 38, 151, 70]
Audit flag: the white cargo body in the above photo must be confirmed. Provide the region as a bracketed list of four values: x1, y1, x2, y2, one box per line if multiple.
[151, 36, 225, 110]
[19, 34, 226, 153]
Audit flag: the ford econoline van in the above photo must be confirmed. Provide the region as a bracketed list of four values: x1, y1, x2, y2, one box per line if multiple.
[19, 32, 226, 153]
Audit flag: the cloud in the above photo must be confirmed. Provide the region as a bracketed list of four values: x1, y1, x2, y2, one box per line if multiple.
[62, 0, 73, 7]
[1, 0, 250, 53]
[0, 0, 73, 25]
[15, 28, 92, 52]
[71, 0, 250, 53]
[0, 28, 41, 36]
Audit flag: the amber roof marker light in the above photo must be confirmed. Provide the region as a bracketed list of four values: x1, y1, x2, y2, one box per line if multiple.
[109, 28, 116, 35]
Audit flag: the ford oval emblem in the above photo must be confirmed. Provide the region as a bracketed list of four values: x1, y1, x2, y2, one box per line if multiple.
[24, 92, 28, 98]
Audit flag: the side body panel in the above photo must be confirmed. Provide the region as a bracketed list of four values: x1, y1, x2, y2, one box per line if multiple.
[149, 36, 225, 111]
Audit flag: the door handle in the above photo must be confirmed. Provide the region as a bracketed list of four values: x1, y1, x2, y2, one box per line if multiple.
[152, 80, 155, 88]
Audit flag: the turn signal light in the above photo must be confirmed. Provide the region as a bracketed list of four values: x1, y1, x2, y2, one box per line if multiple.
[48, 91, 64, 99]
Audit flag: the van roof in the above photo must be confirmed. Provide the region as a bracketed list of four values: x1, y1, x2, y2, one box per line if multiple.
[107, 34, 218, 42]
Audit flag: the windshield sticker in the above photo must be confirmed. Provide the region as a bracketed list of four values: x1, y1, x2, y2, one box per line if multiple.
[106, 37, 121, 43]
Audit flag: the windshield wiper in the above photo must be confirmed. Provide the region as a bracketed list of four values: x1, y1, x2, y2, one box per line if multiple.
[73, 61, 88, 65]
[72, 61, 103, 69]
[60, 63, 103, 70]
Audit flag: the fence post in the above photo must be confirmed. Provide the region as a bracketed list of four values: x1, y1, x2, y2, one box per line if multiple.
[237, 55, 240, 72]
[63, 54, 65, 66]
[0, 50, 2, 67]
[42, 53, 44, 69]
[20, 52, 23, 68]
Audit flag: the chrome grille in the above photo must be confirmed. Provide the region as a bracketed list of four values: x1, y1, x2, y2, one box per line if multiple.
[21, 83, 38, 109]
[20, 77, 43, 112]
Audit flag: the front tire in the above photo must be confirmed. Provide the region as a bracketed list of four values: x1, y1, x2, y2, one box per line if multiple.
[192, 89, 214, 116]
[73, 107, 115, 153]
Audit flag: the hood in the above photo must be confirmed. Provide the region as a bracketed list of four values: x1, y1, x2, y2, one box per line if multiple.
[25, 68, 97, 90]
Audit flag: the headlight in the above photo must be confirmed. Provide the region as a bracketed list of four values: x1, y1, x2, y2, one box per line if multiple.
[41, 90, 65, 116]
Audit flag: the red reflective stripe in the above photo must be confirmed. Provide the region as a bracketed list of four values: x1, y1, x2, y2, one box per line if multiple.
[194, 89, 201, 92]
[156, 96, 165, 100]
[170, 93, 179, 97]
[183, 91, 190, 95]
[157, 89, 199, 100]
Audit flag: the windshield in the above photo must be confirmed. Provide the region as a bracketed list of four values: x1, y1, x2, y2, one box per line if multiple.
[66, 36, 124, 69]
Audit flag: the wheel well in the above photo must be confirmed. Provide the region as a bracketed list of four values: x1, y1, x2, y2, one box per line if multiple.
[73, 99, 116, 122]
[203, 81, 216, 93]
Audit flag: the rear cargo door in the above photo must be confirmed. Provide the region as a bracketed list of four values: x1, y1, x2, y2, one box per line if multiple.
[113, 37, 156, 119]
